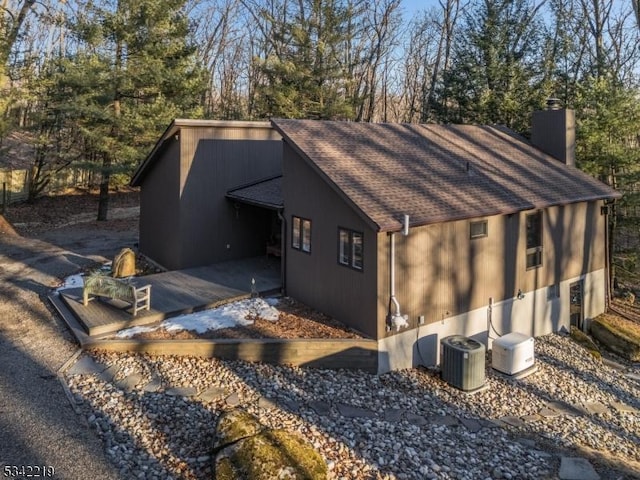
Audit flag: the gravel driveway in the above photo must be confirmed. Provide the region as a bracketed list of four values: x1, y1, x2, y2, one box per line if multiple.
[1, 206, 640, 480]
[0, 216, 137, 479]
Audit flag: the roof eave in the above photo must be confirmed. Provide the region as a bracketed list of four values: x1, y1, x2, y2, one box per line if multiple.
[377, 194, 621, 233]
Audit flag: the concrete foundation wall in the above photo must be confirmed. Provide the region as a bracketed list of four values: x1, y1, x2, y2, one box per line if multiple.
[377, 268, 606, 373]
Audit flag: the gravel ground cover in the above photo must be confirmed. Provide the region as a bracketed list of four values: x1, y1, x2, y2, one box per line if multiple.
[65, 335, 640, 480]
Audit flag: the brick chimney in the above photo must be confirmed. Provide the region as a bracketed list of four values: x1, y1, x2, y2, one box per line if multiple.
[531, 98, 575, 166]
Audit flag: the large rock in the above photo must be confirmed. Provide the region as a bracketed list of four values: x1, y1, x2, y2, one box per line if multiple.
[591, 316, 640, 361]
[213, 409, 327, 480]
[112, 247, 136, 278]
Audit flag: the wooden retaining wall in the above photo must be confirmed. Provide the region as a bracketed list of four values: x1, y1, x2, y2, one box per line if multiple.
[84, 338, 379, 373]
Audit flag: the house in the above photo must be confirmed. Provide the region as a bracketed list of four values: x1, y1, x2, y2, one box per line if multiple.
[132, 109, 620, 373]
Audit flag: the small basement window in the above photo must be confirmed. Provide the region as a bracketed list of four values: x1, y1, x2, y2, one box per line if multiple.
[338, 227, 363, 270]
[470, 220, 488, 239]
[292, 216, 311, 253]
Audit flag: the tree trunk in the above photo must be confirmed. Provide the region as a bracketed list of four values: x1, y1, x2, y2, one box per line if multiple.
[97, 152, 111, 221]
[97, 0, 123, 221]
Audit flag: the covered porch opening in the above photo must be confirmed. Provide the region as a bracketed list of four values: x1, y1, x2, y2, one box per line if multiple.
[226, 175, 286, 290]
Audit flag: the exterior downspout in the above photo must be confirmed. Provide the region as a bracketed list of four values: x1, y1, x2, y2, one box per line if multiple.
[388, 215, 410, 332]
[278, 209, 286, 295]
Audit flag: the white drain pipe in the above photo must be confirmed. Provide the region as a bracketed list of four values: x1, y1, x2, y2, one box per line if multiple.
[389, 215, 410, 331]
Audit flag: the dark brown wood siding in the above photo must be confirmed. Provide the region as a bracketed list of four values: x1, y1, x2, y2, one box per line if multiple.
[138, 123, 282, 269]
[139, 138, 181, 269]
[178, 127, 282, 268]
[283, 143, 378, 339]
[376, 201, 606, 336]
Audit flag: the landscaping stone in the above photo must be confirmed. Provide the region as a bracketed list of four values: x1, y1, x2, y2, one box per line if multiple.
[213, 409, 264, 450]
[308, 401, 331, 416]
[591, 317, 640, 361]
[224, 392, 240, 406]
[115, 372, 144, 392]
[521, 414, 542, 423]
[459, 417, 483, 433]
[67, 356, 106, 376]
[112, 248, 136, 278]
[559, 457, 600, 480]
[198, 386, 226, 402]
[213, 409, 326, 480]
[428, 415, 459, 427]
[546, 400, 583, 416]
[610, 401, 638, 414]
[538, 407, 563, 418]
[257, 396, 278, 410]
[583, 401, 609, 416]
[280, 398, 301, 413]
[142, 376, 162, 393]
[99, 364, 120, 383]
[336, 403, 377, 418]
[384, 408, 403, 422]
[165, 387, 197, 397]
[405, 412, 428, 426]
[499, 416, 527, 428]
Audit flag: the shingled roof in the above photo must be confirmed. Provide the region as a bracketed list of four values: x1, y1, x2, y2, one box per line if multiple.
[271, 119, 620, 232]
[226, 175, 283, 210]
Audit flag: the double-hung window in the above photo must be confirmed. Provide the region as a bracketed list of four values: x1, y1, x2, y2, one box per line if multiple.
[292, 216, 311, 253]
[338, 227, 363, 270]
[526, 211, 543, 269]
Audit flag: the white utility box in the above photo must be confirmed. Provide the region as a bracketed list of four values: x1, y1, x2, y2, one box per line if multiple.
[492, 332, 535, 375]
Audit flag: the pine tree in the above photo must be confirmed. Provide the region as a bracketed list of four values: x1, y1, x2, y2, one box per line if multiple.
[61, 0, 205, 220]
[443, 0, 549, 130]
[252, 0, 355, 120]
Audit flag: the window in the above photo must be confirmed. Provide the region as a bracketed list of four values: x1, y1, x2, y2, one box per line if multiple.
[338, 227, 363, 270]
[526, 211, 543, 269]
[292, 216, 311, 253]
[470, 220, 488, 239]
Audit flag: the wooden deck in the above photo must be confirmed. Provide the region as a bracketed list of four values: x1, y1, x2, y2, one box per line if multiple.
[59, 257, 281, 337]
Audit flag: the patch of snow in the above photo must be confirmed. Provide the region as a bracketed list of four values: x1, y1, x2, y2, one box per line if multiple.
[56, 274, 85, 292]
[116, 326, 159, 338]
[264, 297, 281, 307]
[115, 297, 281, 337]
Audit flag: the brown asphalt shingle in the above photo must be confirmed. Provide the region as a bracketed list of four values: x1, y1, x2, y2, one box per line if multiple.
[271, 119, 620, 232]
[226, 176, 283, 209]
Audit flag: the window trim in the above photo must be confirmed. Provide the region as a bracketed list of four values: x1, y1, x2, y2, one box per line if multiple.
[337, 227, 364, 271]
[470, 220, 488, 239]
[525, 211, 543, 269]
[291, 215, 312, 253]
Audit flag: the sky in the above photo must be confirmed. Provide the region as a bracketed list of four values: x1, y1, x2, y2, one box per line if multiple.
[402, 0, 439, 16]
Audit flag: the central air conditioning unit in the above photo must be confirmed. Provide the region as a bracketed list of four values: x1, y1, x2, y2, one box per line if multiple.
[492, 332, 535, 375]
[440, 335, 486, 391]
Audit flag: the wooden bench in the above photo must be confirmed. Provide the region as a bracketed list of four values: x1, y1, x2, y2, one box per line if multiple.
[83, 274, 151, 316]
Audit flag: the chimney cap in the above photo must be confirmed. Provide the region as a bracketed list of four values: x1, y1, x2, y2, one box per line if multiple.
[546, 97, 562, 110]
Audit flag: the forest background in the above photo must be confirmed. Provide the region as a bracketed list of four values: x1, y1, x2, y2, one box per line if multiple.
[1, 0, 640, 283]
